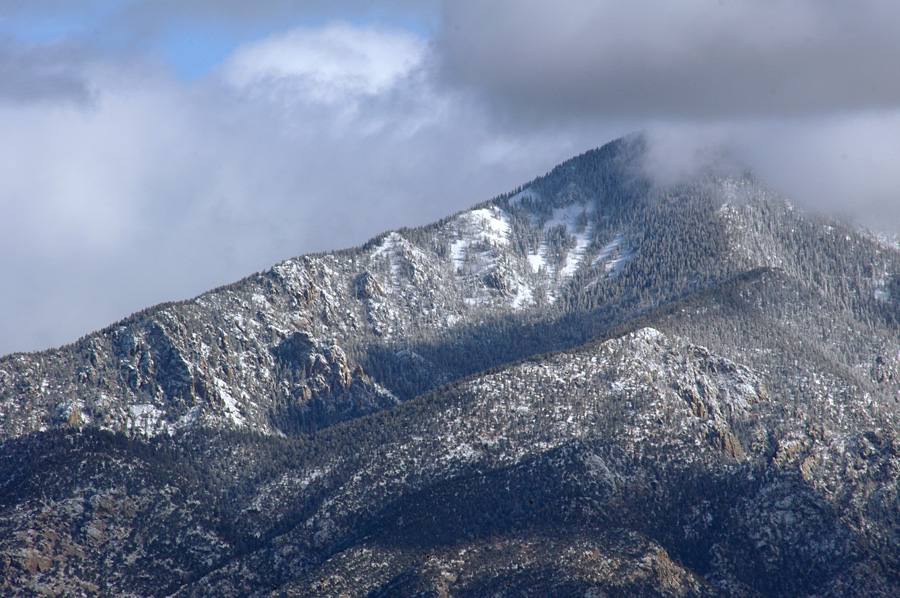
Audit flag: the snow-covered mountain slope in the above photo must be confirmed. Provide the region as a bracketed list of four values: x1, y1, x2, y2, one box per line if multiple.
[3, 133, 900, 597]
[0, 137, 636, 439]
[2, 135, 899, 446]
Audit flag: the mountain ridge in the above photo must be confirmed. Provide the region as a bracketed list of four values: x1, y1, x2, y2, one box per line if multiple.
[2, 133, 900, 596]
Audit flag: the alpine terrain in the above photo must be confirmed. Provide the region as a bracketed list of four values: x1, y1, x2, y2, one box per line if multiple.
[2, 134, 899, 597]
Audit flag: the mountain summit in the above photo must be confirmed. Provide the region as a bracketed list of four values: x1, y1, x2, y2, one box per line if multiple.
[2, 135, 899, 596]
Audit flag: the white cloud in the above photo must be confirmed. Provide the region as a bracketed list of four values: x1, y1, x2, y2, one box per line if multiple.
[221, 22, 427, 104]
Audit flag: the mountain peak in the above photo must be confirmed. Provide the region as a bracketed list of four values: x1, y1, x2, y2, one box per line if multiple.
[3, 134, 900, 596]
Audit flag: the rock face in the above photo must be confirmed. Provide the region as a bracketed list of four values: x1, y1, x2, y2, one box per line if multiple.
[2, 134, 900, 596]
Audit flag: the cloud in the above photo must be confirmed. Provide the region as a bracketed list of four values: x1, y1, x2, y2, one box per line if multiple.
[640, 126, 736, 187]
[438, 0, 900, 121]
[436, 0, 900, 231]
[0, 1, 438, 32]
[123, 0, 439, 26]
[730, 113, 900, 231]
[221, 22, 427, 104]
[638, 115, 900, 231]
[0, 38, 94, 104]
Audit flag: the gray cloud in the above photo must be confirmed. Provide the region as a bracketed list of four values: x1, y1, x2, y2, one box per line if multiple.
[730, 114, 900, 232]
[81, 0, 440, 45]
[438, 0, 900, 121]
[0, 0, 437, 25]
[436, 0, 900, 232]
[639, 117, 900, 232]
[0, 39, 94, 104]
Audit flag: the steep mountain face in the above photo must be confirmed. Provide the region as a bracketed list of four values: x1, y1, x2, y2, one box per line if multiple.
[2, 134, 900, 596]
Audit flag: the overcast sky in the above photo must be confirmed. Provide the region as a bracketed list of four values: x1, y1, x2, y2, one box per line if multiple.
[1, 0, 899, 355]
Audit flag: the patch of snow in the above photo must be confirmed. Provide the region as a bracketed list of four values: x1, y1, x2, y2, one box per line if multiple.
[526, 203, 596, 285]
[471, 207, 510, 237]
[128, 403, 165, 435]
[593, 235, 623, 265]
[527, 253, 545, 273]
[173, 406, 201, 432]
[449, 207, 513, 302]
[527, 240, 552, 278]
[214, 377, 246, 426]
[445, 442, 479, 462]
[373, 233, 403, 290]
[449, 238, 467, 272]
[560, 223, 593, 277]
[592, 234, 635, 278]
[511, 281, 534, 310]
[633, 327, 663, 341]
[874, 233, 900, 253]
[370, 231, 400, 260]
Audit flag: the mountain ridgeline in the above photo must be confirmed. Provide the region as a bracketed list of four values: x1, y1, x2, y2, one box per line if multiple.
[2, 134, 900, 597]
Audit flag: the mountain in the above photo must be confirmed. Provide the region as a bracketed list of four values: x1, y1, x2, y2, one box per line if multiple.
[2, 134, 899, 597]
